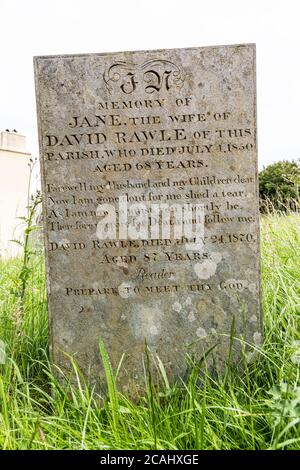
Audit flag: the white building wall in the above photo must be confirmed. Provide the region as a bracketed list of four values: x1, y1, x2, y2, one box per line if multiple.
[0, 131, 31, 258]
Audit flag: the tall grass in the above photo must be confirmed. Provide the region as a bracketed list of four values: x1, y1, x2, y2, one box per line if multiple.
[0, 214, 299, 450]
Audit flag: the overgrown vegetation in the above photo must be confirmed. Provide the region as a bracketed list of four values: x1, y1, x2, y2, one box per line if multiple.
[0, 213, 299, 449]
[259, 160, 300, 212]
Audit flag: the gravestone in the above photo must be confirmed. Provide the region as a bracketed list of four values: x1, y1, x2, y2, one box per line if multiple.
[34, 44, 261, 392]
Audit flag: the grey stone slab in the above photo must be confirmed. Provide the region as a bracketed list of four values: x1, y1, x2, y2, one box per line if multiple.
[34, 44, 261, 393]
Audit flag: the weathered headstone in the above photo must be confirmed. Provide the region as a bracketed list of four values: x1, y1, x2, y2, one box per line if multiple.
[34, 44, 261, 392]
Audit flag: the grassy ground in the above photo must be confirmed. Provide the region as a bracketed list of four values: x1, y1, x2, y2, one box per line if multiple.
[0, 214, 299, 450]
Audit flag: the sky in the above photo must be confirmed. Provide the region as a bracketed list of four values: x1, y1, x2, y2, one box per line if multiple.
[0, 0, 299, 170]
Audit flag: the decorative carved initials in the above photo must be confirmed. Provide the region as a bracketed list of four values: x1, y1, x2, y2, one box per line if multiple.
[103, 59, 185, 94]
[120, 72, 138, 94]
